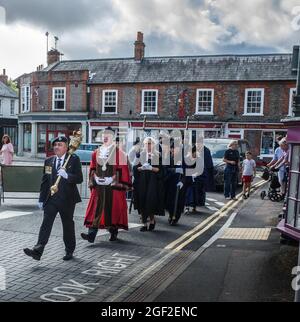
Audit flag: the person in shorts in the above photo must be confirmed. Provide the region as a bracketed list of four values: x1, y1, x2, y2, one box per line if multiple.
[242, 151, 256, 199]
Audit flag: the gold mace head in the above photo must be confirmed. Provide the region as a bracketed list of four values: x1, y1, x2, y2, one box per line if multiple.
[68, 130, 83, 154]
[50, 184, 58, 196]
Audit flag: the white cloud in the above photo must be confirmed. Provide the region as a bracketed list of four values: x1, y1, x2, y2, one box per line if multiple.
[0, 23, 46, 79]
[1, 0, 299, 79]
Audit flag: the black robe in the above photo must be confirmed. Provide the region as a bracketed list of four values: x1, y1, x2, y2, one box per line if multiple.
[133, 150, 165, 221]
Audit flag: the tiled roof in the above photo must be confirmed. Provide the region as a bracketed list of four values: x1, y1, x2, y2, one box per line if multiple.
[0, 81, 18, 98]
[46, 54, 296, 84]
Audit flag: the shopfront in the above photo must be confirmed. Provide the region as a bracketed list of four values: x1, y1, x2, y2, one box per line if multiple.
[88, 121, 222, 148]
[18, 113, 88, 157]
[277, 118, 300, 240]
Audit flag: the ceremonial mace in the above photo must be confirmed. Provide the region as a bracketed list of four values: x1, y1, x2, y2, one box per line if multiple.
[50, 130, 83, 196]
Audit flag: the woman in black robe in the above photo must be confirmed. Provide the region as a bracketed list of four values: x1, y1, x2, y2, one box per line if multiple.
[133, 137, 165, 231]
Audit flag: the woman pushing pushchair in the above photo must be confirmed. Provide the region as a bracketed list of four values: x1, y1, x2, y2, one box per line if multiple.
[262, 138, 289, 200]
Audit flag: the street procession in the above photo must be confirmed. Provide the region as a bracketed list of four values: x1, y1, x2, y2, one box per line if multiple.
[23, 121, 213, 261]
[1, 0, 300, 310]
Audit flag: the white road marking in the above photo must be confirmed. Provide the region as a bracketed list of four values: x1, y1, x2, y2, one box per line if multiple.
[206, 198, 218, 202]
[0, 211, 33, 220]
[215, 201, 225, 207]
[205, 203, 210, 206]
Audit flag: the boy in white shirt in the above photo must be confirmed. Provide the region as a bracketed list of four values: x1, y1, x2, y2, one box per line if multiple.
[242, 151, 256, 199]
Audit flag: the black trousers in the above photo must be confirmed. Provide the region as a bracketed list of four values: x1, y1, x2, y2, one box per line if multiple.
[34, 200, 76, 254]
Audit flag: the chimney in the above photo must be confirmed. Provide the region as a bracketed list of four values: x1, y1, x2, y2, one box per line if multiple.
[47, 48, 61, 65]
[0, 69, 8, 84]
[134, 31, 145, 61]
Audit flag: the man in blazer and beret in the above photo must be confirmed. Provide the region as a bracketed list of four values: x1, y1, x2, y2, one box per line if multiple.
[24, 136, 83, 261]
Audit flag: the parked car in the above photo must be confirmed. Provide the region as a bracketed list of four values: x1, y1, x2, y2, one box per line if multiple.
[74, 143, 99, 164]
[204, 138, 251, 190]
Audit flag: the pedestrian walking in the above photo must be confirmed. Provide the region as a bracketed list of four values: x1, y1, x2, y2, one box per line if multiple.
[242, 151, 256, 199]
[133, 137, 165, 232]
[81, 127, 131, 243]
[23, 136, 83, 261]
[223, 140, 240, 200]
[0, 134, 14, 165]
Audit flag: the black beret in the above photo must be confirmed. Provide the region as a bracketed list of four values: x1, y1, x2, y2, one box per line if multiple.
[52, 136, 68, 146]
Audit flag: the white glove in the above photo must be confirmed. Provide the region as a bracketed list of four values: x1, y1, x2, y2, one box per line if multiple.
[177, 182, 184, 189]
[175, 168, 183, 174]
[38, 202, 44, 210]
[104, 177, 113, 185]
[142, 163, 153, 171]
[94, 175, 106, 185]
[58, 168, 68, 179]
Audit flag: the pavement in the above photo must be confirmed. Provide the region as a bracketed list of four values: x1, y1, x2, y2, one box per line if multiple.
[0, 177, 298, 303]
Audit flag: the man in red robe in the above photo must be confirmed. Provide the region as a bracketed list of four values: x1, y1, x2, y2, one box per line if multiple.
[81, 128, 131, 242]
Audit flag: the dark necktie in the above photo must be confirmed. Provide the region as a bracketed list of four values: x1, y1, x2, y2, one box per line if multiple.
[57, 158, 62, 171]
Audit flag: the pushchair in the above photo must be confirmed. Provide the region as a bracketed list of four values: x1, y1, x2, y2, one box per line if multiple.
[260, 167, 283, 202]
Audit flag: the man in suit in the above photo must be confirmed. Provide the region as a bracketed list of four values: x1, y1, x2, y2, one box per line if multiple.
[23, 136, 83, 261]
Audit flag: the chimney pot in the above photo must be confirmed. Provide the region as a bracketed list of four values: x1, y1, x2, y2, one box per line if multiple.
[134, 31, 145, 61]
[47, 49, 61, 66]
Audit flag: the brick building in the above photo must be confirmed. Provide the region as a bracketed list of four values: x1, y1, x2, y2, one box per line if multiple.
[17, 32, 296, 158]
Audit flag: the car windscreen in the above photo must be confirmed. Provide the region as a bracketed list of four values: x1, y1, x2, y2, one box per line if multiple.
[204, 143, 228, 159]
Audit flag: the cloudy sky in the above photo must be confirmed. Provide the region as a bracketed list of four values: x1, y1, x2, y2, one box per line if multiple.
[0, 0, 299, 79]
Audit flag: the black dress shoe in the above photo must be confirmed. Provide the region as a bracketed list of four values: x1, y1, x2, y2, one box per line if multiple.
[148, 221, 156, 231]
[140, 225, 147, 232]
[81, 233, 95, 243]
[23, 248, 41, 261]
[63, 253, 73, 261]
[109, 230, 118, 241]
[171, 219, 178, 226]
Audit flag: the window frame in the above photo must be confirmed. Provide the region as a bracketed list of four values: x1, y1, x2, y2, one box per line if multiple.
[141, 89, 158, 115]
[52, 87, 66, 111]
[21, 85, 31, 113]
[102, 90, 118, 114]
[10, 99, 15, 116]
[243, 88, 265, 116]
[288, 88, 297, 117]
[195, 88, 215, 115]
[0, 99, 2, 115]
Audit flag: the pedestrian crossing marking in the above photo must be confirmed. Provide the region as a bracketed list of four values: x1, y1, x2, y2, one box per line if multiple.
[207, 198, 218, 202]
[220, 228, 271, 240]
[215, 202, 225, 207]
[0, 211, 33, 220]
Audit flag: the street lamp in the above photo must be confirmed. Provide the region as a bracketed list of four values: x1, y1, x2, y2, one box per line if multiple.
[292, 45, 300, 117]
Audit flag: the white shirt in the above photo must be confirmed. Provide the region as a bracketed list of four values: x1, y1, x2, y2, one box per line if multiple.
[242, 159, 256, 176]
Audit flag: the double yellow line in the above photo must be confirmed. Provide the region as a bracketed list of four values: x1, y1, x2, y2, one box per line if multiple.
[165, 180, 266, 252]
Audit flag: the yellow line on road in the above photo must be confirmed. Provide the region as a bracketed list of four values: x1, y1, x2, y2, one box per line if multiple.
[165, 180, 265, 251]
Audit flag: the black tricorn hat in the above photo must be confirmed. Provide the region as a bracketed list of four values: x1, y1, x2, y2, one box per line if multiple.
[103, 126, 115, 134]
[52, 136, 68, 146]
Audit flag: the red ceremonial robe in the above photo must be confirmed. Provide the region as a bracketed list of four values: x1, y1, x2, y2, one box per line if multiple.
[84, 147, 131, 230]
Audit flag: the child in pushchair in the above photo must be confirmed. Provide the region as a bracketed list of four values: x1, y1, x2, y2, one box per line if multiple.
[260, 167, 284, 202]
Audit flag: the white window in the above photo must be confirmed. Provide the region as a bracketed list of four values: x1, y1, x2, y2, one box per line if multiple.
[21, 85, 30, 113]
[141, 90, 158, 114]
[10, 100, 15, 115]
[288, 88, 297, 117]
[0, 99, 2, 115]
[102, 90, 118, 114]
[244, 89, 264, 116]
[52, 87, 66, 110]
[196, 89, 214, 115]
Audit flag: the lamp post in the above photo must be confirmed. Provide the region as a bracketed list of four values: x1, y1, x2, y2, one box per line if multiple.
[292, 45, 300, 117]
